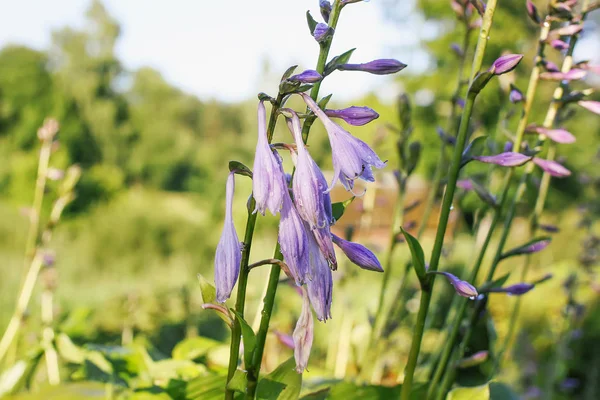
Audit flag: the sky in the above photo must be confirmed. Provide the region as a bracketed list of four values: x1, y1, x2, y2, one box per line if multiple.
[0, 0, 427, 103]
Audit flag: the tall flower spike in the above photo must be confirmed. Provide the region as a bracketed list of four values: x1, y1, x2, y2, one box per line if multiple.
[306, 232, 333, 321]
[293, 288, 314, 373]
[300, 93, 386, 192]
[214, 172, 242, 302]
[252, 101, 287, 215]
[332, 234, 383, 272]
[278, 190, 311, 285]
[286, 112, 337, 268]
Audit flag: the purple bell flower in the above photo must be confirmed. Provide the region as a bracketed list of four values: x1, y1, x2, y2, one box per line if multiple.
[306, 232, 333, 321]
[325, 106, 379, 126]
[293, 288, 314, 373]
[332, 234, 383, 272]
[252, 101, 288, 216]
[288, 69, 323, 83]
[278, 191, 311, 285]
[214, 172, 242, 303]
[473, 152, 532, 167]
[337, 59, 407, 75]
[300, 93, 386, 192]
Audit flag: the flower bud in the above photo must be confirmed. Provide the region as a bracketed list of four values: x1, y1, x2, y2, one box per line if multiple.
[320, 0, 332, 22]
[551, 39, 569, 51]
[526, 0, 541, 24]
[578, 101, 600, 115]
[489, 283, 535, 296]
[533, 157, 571, 177]
[325, 106, 379, 126]
[473, 152, 532, 167]
[338, 59, 407, 75]
[525, 125, 575, 144]
[509, 85, 524, 103]
[432, 271, 478, 299]
[274, 330, 295, 349]
[47, 168, 65, 181]
[450, 43, 464, 58]
[313, 23, 333, 42]
[288, 69, 323, 83]
[332, 234, 383, 272]
[540, 69, 586, 81]
[489, 54, 523, 75]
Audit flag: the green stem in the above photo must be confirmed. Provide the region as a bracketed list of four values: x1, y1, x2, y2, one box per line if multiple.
[246, 3, 344, 398]
[400, 3, 498, 397]
[225, 96, 283, 400]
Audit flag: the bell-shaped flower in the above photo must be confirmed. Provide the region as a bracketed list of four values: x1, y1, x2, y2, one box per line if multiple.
[325, 106, 379, 126]
[214, 172, 242, 302]
[306, 233, 333, 321]
[332, 234, 383, 272]
[252, 101, 287, 215]
[278, 191, 311, 285]
[300, 93, 386, 192]
[293, 288, 314, 373]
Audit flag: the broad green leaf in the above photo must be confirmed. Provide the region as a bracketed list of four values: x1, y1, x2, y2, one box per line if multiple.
[300, 388, 330, 399]
[229, 160, 253, 178]
[324, 48, 356, 76]
[226, 369, 248, 393]
[186, 374, 228, 400]
[56, 333, 86, 364]
[306, 11, 317, 34]
[401, 228, 427, 285]
[446, 384, 490, 400]
[231, 310, 257, 367]
[331, 197, 355, 222]
[489, 382, 520, 400]
[172, 336, 222, 361]
[318, 94, 333, 109]
[257, 357, 302, 400]
[499, 237, 551, 261]
[197, 274, 217, 304]
[281, 65, 299, 82]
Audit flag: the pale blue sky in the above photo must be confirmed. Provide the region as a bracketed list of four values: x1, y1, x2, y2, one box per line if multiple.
[0, 0, 428, 102]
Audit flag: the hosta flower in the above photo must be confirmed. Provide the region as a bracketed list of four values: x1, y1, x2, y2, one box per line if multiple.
[214, 172, 242, 302]
[319, 0, 332, 22]
[488, 283, 535, 296]
[278, 191, 311, 285]
[473, 152, 532, 167]
[432, 271, 478, 298]
[306, 233, 333, 321]
[293, 288, 314, 373]
[300, 93, 386, 192]
[288, 70, 323, 83]
[526, 125, 575, 144]
[325, 106, 379, 126]
[337, 59, 407, 75]
[578, 101, 600, 115]
[252, 101, 287, 215]
[332, 234, 383, 272]
[533, 157, 571, 177]
[490, 54, 523, 75]
[313, 23, 332, 42]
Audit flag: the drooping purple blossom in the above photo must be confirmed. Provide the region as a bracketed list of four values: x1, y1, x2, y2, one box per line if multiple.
[252, 101, 288, 215]
[319, 0, 332, 22]
[337, 59, 407, 75]
[313, 23, 332, 42]
[540, 69, 587, 81]
[578, 101, 600, 115]
[214, 172, 242, 303]
[489, 54, 524, 75]
[306, 232, 333, 321]
[288, 69, 323, 83]
[473, 152, 532, 167]
[526, 125, 576, 144]
[278, 191, 311, 285]
[533, 157, 571, 177]
[293, 288, 314, 373]
[433, 271, 478, 298]
[489, 283, 535, 296]
[300, 93, 387, 192]
[331, 234, 383, 272]
[325, 106, 379, 126]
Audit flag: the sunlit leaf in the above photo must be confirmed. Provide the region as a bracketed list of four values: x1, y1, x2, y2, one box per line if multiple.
[401, 228, 427, 285]
[447, 384, 490, 400]
[231, 310, 256, 367]
[256, 357, 302, 400]
[331, 197, 355, 222]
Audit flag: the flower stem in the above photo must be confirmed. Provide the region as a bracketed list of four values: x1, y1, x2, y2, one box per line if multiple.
[400, 2, 498, 398]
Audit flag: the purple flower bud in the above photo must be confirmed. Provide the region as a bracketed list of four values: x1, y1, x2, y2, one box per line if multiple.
[300, 93, 387, 192]
[313, 23, 332, 42]
[540, 69, 587, 81]
[526, 125, 576, 144]
[332, 234, 383, 272]
[434, 271, 478, 298]
[288, 69, 323, 83]
[325, 106, 379, 126]
[274, 330, 294, 349]
[42, 251, 56, 267]
[252, 101, 288, 216]
[526, 0, 541, 24]
[503, 141, 513, 152]
[320, 0, 332, 22]
[544, 60, 560, 72]
[490, 54, 523, 75]
[293, 288, 314, 373]
[578, 100, 600, 115]
[451, 43, 464, 57]
[538, 223, 559, 233]
[533, 157, 571, 177]
[551, 39, 569, 51]
[214, 172, 242, 302]
[456, 98, 465, 108]
[473, 152, 532, 167]
[338, 59, 407, 75]
[509, 86, 524, 103]
[278, 192, 311, 285]
[456, 179, 474, 191]
[306, 234, 333, 321]
[490, 283, 535, 296]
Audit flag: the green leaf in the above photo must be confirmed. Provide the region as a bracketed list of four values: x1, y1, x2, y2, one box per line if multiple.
[324, 48, 356, 76]
[461, 136, 488, 167]
[231, 310, 257, 367]
[300, 388, 331, 399]
[469, 71, 494, 95]
[186, 374, 228, 400]
[318, 94, 333, 109]
[197, 274, 217, 304]
[306, 11, 317, 35]
[56, 333, 87, 364]
[447, 384, 490, 400]
[172, 336, 222, 361]
[257, 357, 302, 400]
[489, 382, 520, 400]
[499, 237, 551, 261]
[401, 228, 427, 285]
[331, 197, 355, 222]
[229, 160, 253, 178]
[85, 351, 113, 374]
[406, 141, 421, 176]
[226, 369, 248, 393]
